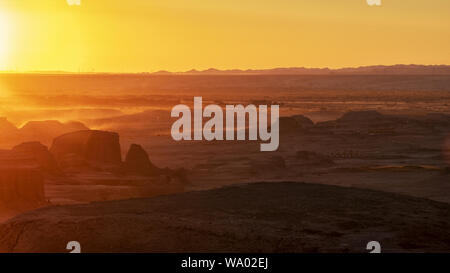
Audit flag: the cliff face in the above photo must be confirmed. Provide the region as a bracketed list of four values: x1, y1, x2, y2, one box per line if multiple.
[50, 130, 122, 167]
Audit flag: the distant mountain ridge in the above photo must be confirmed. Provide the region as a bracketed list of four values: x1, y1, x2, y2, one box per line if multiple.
[153, 65, 450, 75]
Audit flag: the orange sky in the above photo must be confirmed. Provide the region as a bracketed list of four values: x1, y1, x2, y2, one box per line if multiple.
[0, 0, 449, 72]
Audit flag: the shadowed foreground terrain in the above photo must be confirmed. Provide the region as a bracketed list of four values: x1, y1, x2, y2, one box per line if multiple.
[1, 182, 449, 253]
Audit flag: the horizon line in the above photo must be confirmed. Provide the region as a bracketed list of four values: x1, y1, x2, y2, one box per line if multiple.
[1, 64, 450, 75]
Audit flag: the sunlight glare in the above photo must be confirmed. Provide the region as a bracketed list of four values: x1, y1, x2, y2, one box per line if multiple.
[0, 12, 11, 70]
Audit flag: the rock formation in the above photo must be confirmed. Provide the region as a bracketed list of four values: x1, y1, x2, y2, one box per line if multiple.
[123, 144, 159, 176]
[292, 115, 314, 128]
[50, 130, 122, 167]
[278, 115, 314, 134]
[19, 120, 89, 144]
[12, 142, 59, 173]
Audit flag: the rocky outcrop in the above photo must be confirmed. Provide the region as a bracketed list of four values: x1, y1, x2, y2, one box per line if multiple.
[20, 120, 88, 139]
[19, 120, 89, 146]
[0, 118, 90, 147]
[12, 142, 59, 173]
[292, 115, 314, 128]
[123, 144, 159, 176]
[50, 130, 122, 168]
[279, 115, 314, 134]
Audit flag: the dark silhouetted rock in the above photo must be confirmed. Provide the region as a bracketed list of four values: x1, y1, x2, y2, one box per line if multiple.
[278, 117, 299, 133]
[12, 142, 59, 173]
[279, 115, 314, 134]
[50, 130, 122, 167]
[124, 144, 158, 176]
[292, 115, 314, 128]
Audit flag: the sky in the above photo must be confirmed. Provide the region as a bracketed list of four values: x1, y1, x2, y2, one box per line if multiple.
[0, 0, 449, 72]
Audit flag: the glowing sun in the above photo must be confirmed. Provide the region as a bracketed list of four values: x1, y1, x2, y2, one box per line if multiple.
[0, 13, 11, 67]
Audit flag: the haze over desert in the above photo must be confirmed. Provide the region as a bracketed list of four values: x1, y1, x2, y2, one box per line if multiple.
[0, 0, 450, 259]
